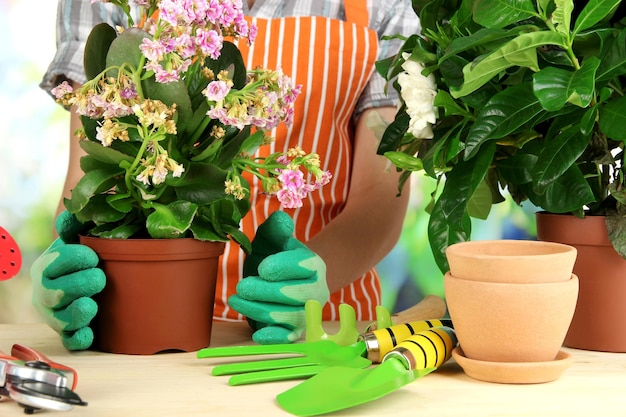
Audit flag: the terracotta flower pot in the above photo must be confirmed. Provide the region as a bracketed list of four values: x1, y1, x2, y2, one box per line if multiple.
[80, 236, 225, 355]
[536, 212, 626, 352]
[444, 272, 579, 363]
[445, 239, 577, 283]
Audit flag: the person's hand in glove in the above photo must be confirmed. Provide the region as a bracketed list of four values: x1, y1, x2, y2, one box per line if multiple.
[228, 211, 330, 344]
[30, 211, 106, 350]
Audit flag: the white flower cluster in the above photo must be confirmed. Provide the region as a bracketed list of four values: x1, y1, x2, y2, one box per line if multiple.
[398, 54, 438, 139]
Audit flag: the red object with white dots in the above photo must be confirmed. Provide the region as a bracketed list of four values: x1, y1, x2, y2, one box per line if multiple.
[0, 226, 22, 280]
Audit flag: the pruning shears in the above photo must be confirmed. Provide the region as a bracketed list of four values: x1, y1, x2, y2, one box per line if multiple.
[0, 344, 87, 414]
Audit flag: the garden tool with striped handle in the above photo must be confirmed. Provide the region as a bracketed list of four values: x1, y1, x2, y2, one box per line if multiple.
[197, 301, 452, 385]
[197, 317, 452, 385]
[276, 326, 457, 416]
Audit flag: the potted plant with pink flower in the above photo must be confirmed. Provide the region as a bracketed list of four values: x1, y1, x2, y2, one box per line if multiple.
[49, 0, 330, 354]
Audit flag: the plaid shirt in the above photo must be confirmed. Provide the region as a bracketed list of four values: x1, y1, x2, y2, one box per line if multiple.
[40, 0, 420, 113]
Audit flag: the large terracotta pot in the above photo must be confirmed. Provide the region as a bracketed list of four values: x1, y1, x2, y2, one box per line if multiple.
[536, 212, 626, 352]
[80, 236, 225, 355]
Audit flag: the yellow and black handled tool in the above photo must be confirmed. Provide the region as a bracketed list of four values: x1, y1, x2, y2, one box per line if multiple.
[277, 326, 457, 416]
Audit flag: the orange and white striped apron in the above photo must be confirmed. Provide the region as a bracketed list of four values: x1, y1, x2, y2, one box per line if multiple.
[214, 0, 381, 322]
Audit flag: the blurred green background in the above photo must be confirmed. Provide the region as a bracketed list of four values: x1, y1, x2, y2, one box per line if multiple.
[0, 0, 536, 324]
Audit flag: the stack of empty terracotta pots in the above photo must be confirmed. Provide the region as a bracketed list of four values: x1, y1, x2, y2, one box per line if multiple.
[444, 240, 579, 384]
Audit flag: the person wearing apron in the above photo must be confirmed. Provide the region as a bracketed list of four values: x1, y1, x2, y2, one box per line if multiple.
[36, 0, 420, 348]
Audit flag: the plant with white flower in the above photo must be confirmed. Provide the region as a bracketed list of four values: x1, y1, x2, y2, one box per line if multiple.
[397, 54, 438, 139]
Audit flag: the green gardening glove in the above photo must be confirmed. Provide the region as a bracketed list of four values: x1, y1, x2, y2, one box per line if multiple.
[30, 211, 106, 350]
[228, 211, 330, 344]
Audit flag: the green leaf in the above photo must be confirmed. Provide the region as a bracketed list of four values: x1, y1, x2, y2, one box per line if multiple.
[606, 214, 626, 258]
[74, 194, 126, 225]
[533, 125, 590, 191]
[146, 200, 198, 239]
[466, 179, 493, 220]
[239, 131, 267, 156]
[84, 23, 117, 80]
[433, 90, 472, 117]
[527, 164, 595, 212]
[495, 152, 538, 184]
[377, 112, 410, 154]
[599, 95, 626, 141]
[142, 77, 193, 128]
[464, 83, 544, 159]
[427, 141, 496, 272]
[65, 167, 124, 213]
[551, 0, 574, 37]
[222, 224, 251, 254]
[572, 0, 621, 36]
[93, 223, 142, 239]
[106, 193, 134, 213]
[472, 0, 536, 29]
[383, 151, 424, 171]
[597, 30, 626, 82]
[79, 139, 135, 165]
[451, 31, 565, 98]
[105, 27, 149, 77]
[533, 56, 600, 111]
[171, 163, 229, 204]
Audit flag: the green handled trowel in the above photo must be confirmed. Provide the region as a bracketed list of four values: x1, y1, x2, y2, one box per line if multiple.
[276, 326, 457, 416]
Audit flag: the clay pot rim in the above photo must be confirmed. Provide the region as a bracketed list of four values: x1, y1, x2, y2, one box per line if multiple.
[444, 271, 579, 287]
[79, 235, 226, 261]
[446, 239, 576, 260]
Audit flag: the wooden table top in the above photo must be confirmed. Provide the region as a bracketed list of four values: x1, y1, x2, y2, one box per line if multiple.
[1, 321, 625, 416]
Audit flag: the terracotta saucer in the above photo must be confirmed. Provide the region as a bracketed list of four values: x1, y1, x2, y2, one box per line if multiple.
[452, 346, 572, 384]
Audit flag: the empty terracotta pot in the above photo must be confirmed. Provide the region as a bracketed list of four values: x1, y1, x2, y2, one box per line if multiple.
[444, 272, 579, 363]
[446, 239, 577, 283]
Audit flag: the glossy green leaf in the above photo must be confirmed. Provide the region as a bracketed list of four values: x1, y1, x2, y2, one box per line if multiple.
[105, 27, 149, 77]
[433, 90, 471, 117]
[84, 23, 117, 80]
[464, 84, 543, 159]
[383, 151, 424, 172]
[80, 139, 135, 165]
[452, 31, 565, 98]
[572, 0, 621, 36]
[378, 112, 410, 155]
[92, 223, 142, 239]
[597, 30, 626, 82]
[528, 164, 595, 212]
[533, 125, 590, 191]
[473, 0, 536, 29]
[533, 56, 600, 111]
[598, 95, 626, 141]
[466, 179, 493, 220]
[146, 201, 198, 238]
[606, 213, 626, 258]
[142, 77, 193, 128]
[428, 141, 496, 272]
[74, 194, 126, 225]
[552, 0, 574, 37]
[65, 167, 124, 213]
[171, 163, 229, 204]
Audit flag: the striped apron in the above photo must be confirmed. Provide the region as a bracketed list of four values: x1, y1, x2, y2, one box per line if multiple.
[213, 0, 381, 322]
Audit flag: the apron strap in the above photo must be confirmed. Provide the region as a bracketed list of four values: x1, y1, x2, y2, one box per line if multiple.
[344, 0, 370, 27]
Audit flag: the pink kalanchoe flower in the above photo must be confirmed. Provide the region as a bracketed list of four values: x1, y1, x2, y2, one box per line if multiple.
[154, 68, 180, 83]
[196, 28, 222, 59]
[51, 81, 73, 99]
[276, 188, 303, 209]
[315, 171, 332, 189]
[140, 38, 167, 62]
[204, 80, 232, 102]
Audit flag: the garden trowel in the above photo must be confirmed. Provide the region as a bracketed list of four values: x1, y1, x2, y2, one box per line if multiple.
[276, 326, 456, 416]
